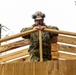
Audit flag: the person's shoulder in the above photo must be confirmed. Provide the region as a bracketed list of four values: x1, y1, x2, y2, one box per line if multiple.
[47, 25, 59, 30]
[20, 25, 33, 32]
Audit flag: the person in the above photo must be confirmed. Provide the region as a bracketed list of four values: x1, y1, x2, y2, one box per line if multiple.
[20, 11, 59, 61]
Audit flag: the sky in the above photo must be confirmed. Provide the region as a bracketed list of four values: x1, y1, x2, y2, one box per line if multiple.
[0, 0, 76, 37]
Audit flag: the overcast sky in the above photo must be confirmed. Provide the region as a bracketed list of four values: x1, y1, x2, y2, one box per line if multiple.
[0, 0, 76, 37]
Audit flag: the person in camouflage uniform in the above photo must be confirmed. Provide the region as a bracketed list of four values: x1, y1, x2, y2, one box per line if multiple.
[20, 11, 59, 61]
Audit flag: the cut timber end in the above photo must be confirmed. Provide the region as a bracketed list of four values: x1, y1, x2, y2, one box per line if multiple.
[51, 36, 59, 59]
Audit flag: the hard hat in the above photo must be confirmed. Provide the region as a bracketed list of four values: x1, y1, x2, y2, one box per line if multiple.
[32, 11, 45, 20]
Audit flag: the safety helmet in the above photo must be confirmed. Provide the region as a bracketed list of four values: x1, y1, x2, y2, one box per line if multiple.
[32, 11, 45, 20]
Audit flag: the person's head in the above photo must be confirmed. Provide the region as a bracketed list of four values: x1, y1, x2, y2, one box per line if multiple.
[32, 11, 45, 25]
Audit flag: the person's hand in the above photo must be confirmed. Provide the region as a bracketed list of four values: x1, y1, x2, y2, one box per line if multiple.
[33, 26, 40, 30]
[33, 25, 46, 30]
[40, 26, 46, 30]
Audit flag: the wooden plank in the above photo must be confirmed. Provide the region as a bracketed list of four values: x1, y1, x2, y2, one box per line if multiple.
[44, 28, 76, 36]
[11, 56, 30, 63]
[51, 43, 58, 52]
[23, 62, 35, 75]
[4, 63, 14, 75]
[0, 48, 29, 62]
[0, 39, 30, 53]
[51, 36, 57, 43]
[59, 52, 76, 60]
[0, 28, 37, 43]
[52, 52, 58, 57]
[52, 43, 76, 53]
[35, 62, 48, 75]
[47, 60, 59, 75]
[58, 35, 76, 45]
[59, 44, 76, 53]
[52, 56, 58, 59]
[0, 64, 4, 75]
[59, 60, 76, 75]
[52, 52, 59, 59]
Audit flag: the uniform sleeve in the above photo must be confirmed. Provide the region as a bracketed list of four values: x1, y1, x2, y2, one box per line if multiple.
[20, 27, 32, 39]
[47, 25, 59, 37]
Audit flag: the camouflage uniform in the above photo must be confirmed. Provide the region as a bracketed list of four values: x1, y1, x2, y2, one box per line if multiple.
[20, 24, 58, 61]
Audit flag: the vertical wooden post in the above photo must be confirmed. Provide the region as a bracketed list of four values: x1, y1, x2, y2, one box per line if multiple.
[0, 24, 1, 45]
[39, 30, 43, 61]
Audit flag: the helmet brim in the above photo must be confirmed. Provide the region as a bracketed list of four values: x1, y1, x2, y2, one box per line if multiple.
[35, 17, 42, 20]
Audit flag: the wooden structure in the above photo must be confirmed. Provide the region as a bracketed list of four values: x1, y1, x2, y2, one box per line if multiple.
[0, 28, 76, 75]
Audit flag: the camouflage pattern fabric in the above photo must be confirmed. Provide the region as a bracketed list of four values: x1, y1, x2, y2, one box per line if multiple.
[20, 24, 59, 61]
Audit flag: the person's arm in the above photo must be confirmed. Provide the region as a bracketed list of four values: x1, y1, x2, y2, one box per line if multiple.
[47, 25, 59, 37]
[20, 27, 32, 39]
